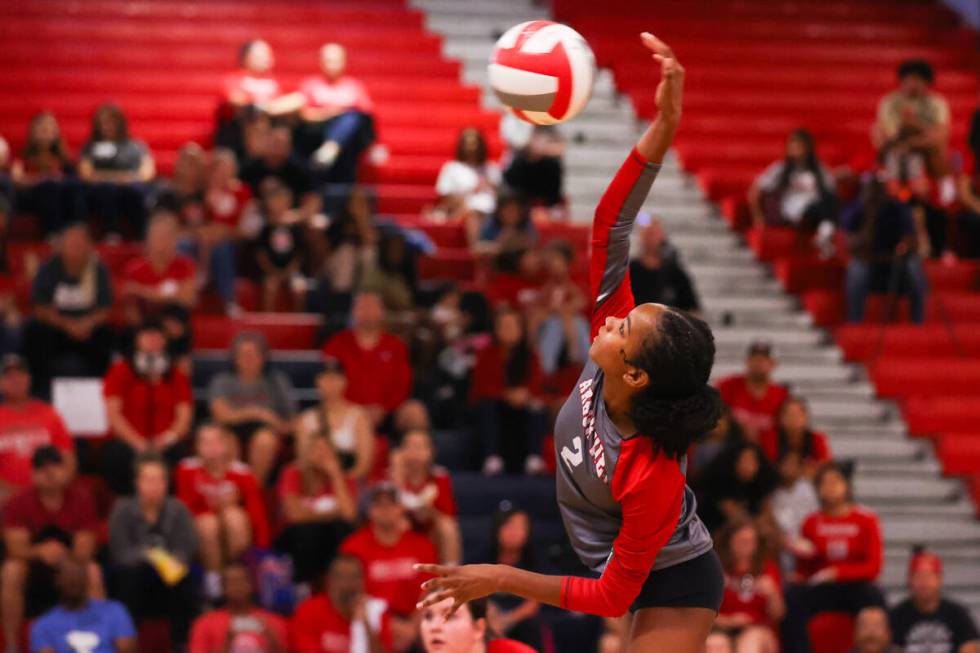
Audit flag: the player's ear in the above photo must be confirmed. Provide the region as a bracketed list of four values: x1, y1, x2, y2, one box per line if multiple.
[623, 365, 649, 390]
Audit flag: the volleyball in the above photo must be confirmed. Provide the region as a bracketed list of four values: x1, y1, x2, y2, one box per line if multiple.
[488, 20, 596, 125]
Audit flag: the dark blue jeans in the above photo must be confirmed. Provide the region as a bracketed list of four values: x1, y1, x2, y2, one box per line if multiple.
[178, 237, 237, 305]
[474, 399, 549, 474]
[83, 181, 153, 237]
[846, 255, 928, 324]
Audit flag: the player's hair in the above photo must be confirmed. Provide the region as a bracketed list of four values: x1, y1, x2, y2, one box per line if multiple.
[897, 58, 934, 84]
[626, 309, 722, 460]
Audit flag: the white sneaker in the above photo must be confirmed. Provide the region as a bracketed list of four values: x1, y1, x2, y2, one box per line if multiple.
[482, 455, 504, 476]
[525, 454, 546, 475]
[312, 141, 340, 168]
[940, 176, 956, 206]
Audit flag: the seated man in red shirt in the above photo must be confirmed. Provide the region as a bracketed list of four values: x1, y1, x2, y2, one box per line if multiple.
[1, 446, 103, 652]
[176, 423, 270, 602]
[322, 292, 412, 430]
[717, 340, 789, 442]
[189, 561, 288, 653]
[0, 354, 75, 499]
[101, 319, 192, 495]
[121, 208, 197, 363]
[291, 553, 393, 653]
[341, 483, 438, 653]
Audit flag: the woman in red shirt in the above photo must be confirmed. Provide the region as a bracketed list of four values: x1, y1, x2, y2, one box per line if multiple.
[418, 35, 725, 653]
[470, 307, 548, 476]
[761, 397, 831, 478]
[781, 462, 885, 653]
[714, 520, 784, 653]
[420, 596, 536, 653]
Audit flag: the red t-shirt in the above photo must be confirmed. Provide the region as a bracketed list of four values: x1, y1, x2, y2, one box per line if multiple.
[321, 330, 412, 413]
[0, 401, 73, 487]
[223, 71, 282, 106]
[175, 458, 270, 548]
[339, 526, 438, 616]
[759, 429, 831, 465]
[206, 182, 252, 228]
[290, 594, 392, 653]
[720, 560, 782, 627]
[103, 361, 192, 442]
[717, 375, 789, 436]
[469, 343, 543, 403]
[277, 463, 357, 523]
[3, 484, 98, 536]
[299, 75, 374, 114]
[189, 608, 288, 653]
[398, 467, 456, 530]
[122, 255, 196, 312]
[797, 507, 883, 583]
[488, 639, 538, 653]
[486, 273, 543, 310]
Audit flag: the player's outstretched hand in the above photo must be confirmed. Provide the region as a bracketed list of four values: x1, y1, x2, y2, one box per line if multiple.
[640, 32, 684, 122]
[415, 563, 499, 615]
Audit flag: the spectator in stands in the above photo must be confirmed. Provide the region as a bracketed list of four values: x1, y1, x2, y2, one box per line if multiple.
[434, 128, 501, 246]
[121, 208, 196, 359]
[476, 191, 537, 256]
[29, 556, 136, 653]
[208, 331, 296, 487]
[0, 288, 20, 359]
[842, 176, 929, 324]
[0, 135, 9, 208]
[108, 452, 198, 650]
[296, 356, 375, 481]
[216, 40, 283, 155]
[872, 59, 953, 203]
[391, 428, 461, 565]
[359, 228, 418, 318]
[176, 424, 270, 601]
[761, 397, 831, 476]
[101, 319, 193, 495]
[696, 440, 779, 533]
[747, 129, 836, 248]
[717, 340, 788, 442]
[78, 103, 155, 238]
[956, 158, 980, 258]
[2, 446, 103, 651]
[529, 239, 588, 376]
[155, 142, 207, 227]
[889, 549, 980, 653]
[322, 292, 412, 429]
[771, 451, 820, 578]
[10, 111, 79, 235]
[394, 399, 433, 435]
[293, 43, 375, 183]
[713, 519, 784, 653]
[189, 561, 288, 653]
[419, 595, 537, 653]
[0, 354, 75, 499]
[486, 247, 544, 311]
[503, 125, 565, 216]
[21, 222, 114, 398]
[475, 506, 545, 650]
[850, 607, 899, 653]
[629, 217, 701, 313]
[318, 186, 378, 318]
[240, 125, 321, 222]
[256, 178, 307, 311]
[782, 462, 885, 653]
[290, 553, 393, 653]
[276, 431, 357, 586]
[690, 406, 745, 481]
[470, 307, 548, 476]
[340, 483, 438, 652]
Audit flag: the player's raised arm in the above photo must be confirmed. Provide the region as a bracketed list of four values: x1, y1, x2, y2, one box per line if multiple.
[589, 33, 685, 339]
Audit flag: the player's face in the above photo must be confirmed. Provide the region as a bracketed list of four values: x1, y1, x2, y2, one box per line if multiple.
[589, 302, 663, 374]
[420, 598, 483, 653]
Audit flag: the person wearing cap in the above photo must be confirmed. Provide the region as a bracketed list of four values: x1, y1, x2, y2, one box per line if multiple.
[717, 340, 789, 442]
[295, 355, 375, 481]
[1, 445, 103, 652]
[101, 318, 193, 495]
[340, 483, 438, 652]
[321, 292, 412, 430]
[0, 354, 75, 497]
[889, 549, 979, 653]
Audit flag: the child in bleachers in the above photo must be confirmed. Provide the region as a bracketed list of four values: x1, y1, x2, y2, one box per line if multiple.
[760, 397, 831, 477]
[175, 424, 270, 602]
[255, 178, 306, 312]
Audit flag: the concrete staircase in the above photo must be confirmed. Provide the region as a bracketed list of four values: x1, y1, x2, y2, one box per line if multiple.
[410, 0, 980, 617]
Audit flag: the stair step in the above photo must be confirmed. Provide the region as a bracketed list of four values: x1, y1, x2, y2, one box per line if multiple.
[824, 437, 924, 461]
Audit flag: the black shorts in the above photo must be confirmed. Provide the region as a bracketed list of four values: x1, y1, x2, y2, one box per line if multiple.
[630, 550, 724, 613]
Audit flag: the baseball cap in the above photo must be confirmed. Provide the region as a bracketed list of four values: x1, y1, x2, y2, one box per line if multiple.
[31, 446, 64, 469]
[2, 354, 27, 373]
[908, 550, 943, 577]
[747, 340, 774, 357]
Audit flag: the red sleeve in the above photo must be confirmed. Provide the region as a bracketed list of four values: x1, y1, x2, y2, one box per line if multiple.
[172, 369, 193, 404]
[589, 148, 661, 339]
[289, 601, 321, 653]
[469, 347, 501, 403]
[382, 338, 412, 412]
[831, 512, 883, 582]
[238, 472, 270, 548]
[560, 437, 684, 617]
[433, 473, 456, 517]
[102, 363, 127, 399]
[811, 432, 832, 462]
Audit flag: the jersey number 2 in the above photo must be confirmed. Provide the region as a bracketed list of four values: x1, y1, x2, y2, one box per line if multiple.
[561, 436, 584, 470]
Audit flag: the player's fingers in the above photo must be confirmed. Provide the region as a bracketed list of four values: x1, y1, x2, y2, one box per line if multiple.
[641, 32, 674, 58]
[416, 590, 455, 610]
[415, 563, 450, 577]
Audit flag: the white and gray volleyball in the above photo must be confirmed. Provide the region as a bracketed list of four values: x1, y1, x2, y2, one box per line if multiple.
[488, 20, 596, 125]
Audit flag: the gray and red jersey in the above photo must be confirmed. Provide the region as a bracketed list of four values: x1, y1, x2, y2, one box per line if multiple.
[555, 148, 713, 617]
